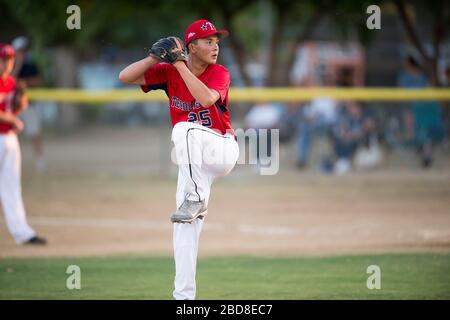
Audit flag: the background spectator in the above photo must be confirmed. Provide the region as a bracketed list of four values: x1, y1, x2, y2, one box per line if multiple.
[397, 56, 445, 168]
[12, 36, 46, 172]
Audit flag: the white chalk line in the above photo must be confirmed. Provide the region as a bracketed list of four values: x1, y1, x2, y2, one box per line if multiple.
[18, 217, 450, 240]
[25, 216, 297, 236]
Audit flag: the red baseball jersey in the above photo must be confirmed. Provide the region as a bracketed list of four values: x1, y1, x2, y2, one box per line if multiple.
[0, 75, 16, 134]
[141, 63, 234, 135]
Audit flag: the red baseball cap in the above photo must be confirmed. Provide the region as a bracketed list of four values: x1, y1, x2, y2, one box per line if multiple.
[184, 20, 229, 46]
[0, 43, 15, 59]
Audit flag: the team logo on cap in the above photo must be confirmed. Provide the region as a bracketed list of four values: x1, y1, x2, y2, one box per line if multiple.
[0, 44, 15, 58]
[201, 22, 215, 31]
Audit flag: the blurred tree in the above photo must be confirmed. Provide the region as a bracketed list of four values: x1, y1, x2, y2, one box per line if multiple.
[394, 0, 449, 86]
[0, 0, 380, 88]
[1, 0, 201, 50]
[177, 0, 337, 86]
[273, 0, 382, 86]
[270, 0, 337, 86]
[199, 0, 377, 86]
[215, 0, 258, 87]
[4, 0, 444, 92]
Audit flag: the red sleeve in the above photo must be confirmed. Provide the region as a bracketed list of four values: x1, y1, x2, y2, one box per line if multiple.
[140, 63, 171, 93]
[207, 66, 230, 104]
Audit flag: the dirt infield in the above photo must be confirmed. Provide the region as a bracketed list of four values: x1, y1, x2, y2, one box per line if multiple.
[0, 126, 449, 258]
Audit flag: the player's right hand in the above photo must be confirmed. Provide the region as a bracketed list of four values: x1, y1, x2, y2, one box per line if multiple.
[149, 37, 187, 64]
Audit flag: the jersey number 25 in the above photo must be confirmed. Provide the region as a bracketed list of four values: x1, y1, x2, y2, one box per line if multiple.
[188, 110, 211, 127]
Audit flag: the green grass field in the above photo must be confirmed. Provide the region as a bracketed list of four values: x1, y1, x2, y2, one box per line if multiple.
[1, 253, 449, 299]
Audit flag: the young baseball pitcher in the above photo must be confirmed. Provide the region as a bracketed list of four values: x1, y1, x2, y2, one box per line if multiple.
[0, 43, 46, 245]
[119, 20, 239, 299]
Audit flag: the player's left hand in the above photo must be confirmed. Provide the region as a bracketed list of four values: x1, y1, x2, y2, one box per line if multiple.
[149, 36, 187, 64]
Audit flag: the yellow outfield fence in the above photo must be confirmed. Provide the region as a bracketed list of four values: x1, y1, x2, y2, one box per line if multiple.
[27, 88, 450, 104]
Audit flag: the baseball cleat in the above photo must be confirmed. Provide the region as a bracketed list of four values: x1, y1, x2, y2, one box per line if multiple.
[23, 235, 47, 245]
[170, 199, 207, 223]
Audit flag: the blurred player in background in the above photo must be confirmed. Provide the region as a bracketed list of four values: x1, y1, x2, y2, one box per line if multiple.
[12, 36, 46, 172]
[0, 43, 46, 245]
[398, 56, 444, 168]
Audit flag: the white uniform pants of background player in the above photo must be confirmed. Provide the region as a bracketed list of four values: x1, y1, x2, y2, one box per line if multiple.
[171, 122, 239, 300]
[0, 132, 37, 244]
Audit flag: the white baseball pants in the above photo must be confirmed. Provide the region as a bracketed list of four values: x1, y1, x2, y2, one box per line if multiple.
[0, 132, 36, 244]
[171, 122, 239, 300]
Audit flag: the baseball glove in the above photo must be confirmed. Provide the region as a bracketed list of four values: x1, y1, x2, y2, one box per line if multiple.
[149, 36, 187, 64]
[12, 80, 27, 113]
